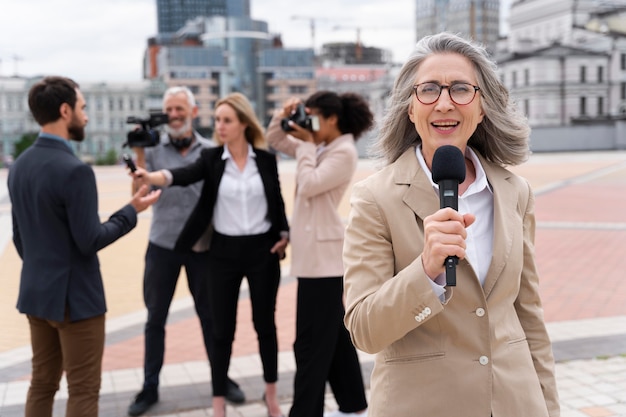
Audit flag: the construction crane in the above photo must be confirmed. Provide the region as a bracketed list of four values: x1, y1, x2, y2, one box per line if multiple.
[331, 25, 365, 61]
[291, 15, 332, 51]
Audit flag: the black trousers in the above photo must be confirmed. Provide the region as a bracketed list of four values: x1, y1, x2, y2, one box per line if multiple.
[288, 277, 367, 417]
[207, 231, 281, 396]
[142, 243, 214, 390]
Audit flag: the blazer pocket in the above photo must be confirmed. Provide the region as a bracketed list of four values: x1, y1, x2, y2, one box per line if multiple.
[385, 351, 445, 365]
[507, 336, 528, 346]
[316, 224, 344, 241]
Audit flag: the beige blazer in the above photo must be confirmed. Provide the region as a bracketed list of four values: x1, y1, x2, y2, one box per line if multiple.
[343, 147, 559, 417]
[267, 115, 357, 277]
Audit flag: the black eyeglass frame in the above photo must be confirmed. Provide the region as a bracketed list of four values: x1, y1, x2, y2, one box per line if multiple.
[412, 82, 481, 105]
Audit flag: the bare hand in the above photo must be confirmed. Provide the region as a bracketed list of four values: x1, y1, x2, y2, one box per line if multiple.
[280, 98, 302, 119]
[422, 208, 476, 280]
[130, 167, 150, 187]
[131, 146, 146, 169]
[270, 237, 289, 260]
[130, 184, 161, 213]
[285, 121, 315, 142]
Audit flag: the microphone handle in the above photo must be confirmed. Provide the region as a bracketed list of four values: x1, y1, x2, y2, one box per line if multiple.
[445, 255, 458, 286]
[439, 179, 459, 286]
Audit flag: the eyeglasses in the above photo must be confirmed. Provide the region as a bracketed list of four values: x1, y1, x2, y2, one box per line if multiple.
[413, 82, 481, 105]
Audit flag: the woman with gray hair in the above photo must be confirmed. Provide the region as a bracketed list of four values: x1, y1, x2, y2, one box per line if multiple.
[342, 32, 560, 416]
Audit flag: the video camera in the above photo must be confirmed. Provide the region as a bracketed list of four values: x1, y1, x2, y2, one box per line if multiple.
[280, 104, 320, 132]
[124, 113, 169, 147]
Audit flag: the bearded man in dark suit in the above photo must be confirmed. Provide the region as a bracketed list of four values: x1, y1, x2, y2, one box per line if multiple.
[8, 76, 160, 417]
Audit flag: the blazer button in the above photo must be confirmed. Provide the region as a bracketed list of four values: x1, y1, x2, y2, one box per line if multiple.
[475, 308, 485, 317]
[479, 356, 489, 365]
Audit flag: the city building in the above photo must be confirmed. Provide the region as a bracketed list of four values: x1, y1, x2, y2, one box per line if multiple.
[257, 47, 316, 125]
[496, 0, 626, 151]
[157, 0, 227, 33]
[0, 76, 166, 162]
[415, 0, 500, 52]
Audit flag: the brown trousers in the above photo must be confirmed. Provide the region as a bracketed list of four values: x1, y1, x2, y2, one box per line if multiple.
[25, 313, 105, 417]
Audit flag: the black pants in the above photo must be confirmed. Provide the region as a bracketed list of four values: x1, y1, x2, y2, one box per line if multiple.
[288, 277, 367, 417]
[207, 231, 281, 396]
[142, 243, 214, 390]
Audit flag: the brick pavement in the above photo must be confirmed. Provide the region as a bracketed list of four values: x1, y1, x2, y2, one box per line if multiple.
[1, 151, 626, 417]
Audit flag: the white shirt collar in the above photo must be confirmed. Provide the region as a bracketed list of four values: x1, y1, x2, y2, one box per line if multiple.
[416, 145, 492, 196]
[221, 143, 256, 161]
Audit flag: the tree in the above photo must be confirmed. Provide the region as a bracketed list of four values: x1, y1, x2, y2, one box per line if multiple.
[13, 132, 38, 159]
[95, 148, 118, 166]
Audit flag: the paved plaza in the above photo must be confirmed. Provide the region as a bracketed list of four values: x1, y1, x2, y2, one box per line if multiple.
[1, 151, 626, 417]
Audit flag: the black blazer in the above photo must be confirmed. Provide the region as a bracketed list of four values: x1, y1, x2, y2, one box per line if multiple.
[171, 146, 289, 251]
[8, 136, 137, 322]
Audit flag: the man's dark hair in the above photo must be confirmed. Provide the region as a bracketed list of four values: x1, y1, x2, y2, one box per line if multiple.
[28, 76, 79, 126]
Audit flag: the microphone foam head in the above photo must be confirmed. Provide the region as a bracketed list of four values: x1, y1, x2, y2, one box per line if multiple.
[431, 145, 466, 183]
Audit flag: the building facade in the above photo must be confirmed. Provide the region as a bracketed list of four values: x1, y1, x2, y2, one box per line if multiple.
[496, 0, 626, 150]
[156, 0, 227, 33]
[0, 77, 166, 162]
[146, 14, 319, 131]
[415, 0, 500, 52]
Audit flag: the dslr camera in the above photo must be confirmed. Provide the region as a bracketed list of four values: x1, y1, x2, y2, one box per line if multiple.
[280, 104, 320, 132]
[124, 113, 169, 147]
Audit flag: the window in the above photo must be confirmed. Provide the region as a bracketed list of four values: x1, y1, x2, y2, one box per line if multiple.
[580, 97, 587, 116]
[512, 71, 517, 88]
[580, 66, 586, 83]
[621, 53, 626, 70]
[597, 66, 604, 83]
[289, 86, 307, 94]
[524, 69, 529, 86]
[621, 82, 626, 100]
[524, 99, 529, 116]
[597, 97, 604, 115]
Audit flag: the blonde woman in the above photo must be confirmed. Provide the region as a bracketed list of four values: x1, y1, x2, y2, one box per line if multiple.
[134, 92, 289, 417]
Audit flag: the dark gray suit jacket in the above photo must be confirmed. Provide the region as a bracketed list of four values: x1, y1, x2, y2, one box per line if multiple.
[8, 136, 137, 322]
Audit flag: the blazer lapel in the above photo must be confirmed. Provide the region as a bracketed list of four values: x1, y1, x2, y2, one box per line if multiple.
[480, 155, 517, 299]
[394, 147, 440, 220]
[212, 147, 226, 185]
[394, 147, 519, 298]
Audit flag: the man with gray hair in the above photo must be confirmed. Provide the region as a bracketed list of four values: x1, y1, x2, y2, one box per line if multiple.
[127, 86, 245, 416]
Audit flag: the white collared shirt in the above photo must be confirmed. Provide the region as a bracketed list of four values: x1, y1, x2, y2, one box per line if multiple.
[212, 144, 271, 236]
[416, 146, 494, 293]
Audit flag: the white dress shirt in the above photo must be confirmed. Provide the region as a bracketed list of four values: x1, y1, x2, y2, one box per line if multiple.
[212, 144, 271, 236]
[416, 146, 494, 298]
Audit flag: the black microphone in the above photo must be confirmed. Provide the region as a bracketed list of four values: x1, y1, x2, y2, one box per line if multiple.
[431, 145, 466, 287]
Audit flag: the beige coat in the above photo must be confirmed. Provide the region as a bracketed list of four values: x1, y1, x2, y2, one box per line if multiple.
[343, 147, 559, 417]
[267, 116, 357, 278]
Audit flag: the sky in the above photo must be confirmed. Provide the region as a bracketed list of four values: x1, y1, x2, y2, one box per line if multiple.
[0, 0, 512, 83]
